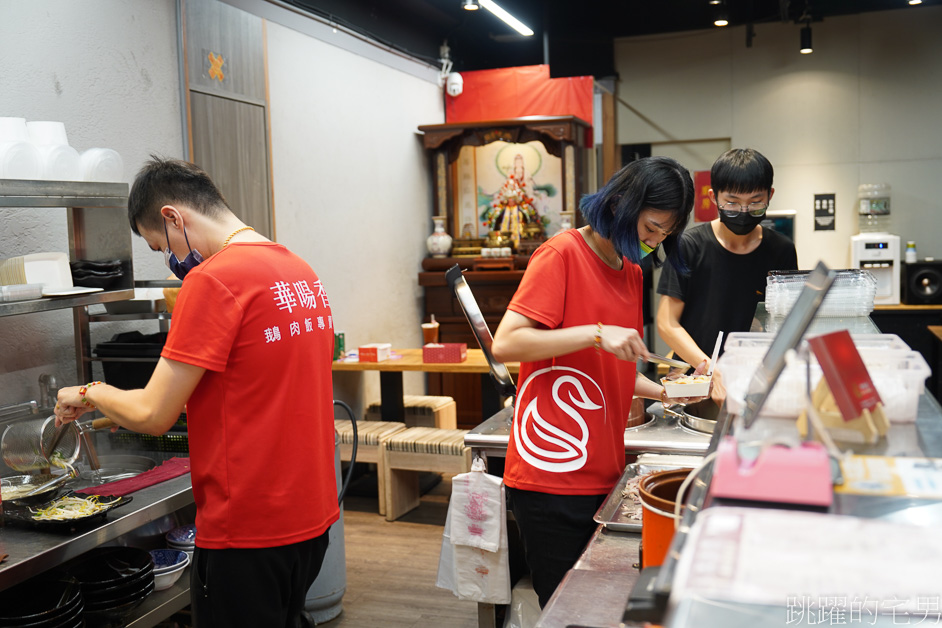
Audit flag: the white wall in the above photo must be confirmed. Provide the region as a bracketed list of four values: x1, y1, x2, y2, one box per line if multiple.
[0, 0, 183, 407]
[0, 0, 445, 418]
[615, 6, 942, 270]
[263, 17, 444, 413]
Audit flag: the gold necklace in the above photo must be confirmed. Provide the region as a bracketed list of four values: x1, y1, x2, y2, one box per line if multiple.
[588, 228, 622, 269]
[223, 226, 254, 247]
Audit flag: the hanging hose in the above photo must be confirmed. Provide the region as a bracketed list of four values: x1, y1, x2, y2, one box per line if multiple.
[333, 399, 357, 505]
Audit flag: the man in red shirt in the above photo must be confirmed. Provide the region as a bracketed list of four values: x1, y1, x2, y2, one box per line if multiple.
[55, 157, 338, 628]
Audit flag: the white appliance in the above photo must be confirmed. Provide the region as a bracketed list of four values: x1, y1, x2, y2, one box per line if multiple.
[851, 233, 900, 305]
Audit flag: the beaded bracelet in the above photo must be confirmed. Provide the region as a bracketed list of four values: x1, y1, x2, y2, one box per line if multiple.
[594, 322, 603, 354]
[79, 381, 103, 408]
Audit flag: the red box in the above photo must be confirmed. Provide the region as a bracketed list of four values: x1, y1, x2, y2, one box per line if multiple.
[359, 343, 391, 362]
[423, 343, 467, 363]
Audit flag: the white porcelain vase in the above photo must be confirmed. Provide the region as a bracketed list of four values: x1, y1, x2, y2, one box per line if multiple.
[426, 216, 453, 258]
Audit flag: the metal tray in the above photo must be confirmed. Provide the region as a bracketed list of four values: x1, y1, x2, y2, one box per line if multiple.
[594, 458, 702, 532]
[594, 464, 645, 532]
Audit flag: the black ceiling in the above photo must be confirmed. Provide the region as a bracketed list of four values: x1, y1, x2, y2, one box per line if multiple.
[286, 0, 935, 77]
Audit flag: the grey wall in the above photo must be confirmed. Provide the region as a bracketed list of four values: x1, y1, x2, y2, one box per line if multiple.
[615, 6, 942, 270]
[0, 0, 183, 407]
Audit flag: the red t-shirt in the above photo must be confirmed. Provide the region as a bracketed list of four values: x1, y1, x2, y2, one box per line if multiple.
[162, 242, 339, 549]
[503, 230, 642, 495]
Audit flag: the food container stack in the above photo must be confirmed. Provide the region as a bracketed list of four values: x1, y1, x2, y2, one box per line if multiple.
[765, 269, 877, 318]
[716, 332, 930, 423]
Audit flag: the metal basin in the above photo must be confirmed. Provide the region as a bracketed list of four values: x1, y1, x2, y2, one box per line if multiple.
[0, 473, 67, 506]
[90, 455, 157, 483]
[665, 400, 720, 434]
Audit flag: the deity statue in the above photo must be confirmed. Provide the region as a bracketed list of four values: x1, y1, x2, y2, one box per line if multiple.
[484, 154, 542, 250]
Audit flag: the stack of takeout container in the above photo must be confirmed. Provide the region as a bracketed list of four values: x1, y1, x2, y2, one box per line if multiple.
[765, 269, 877, 318]
[716, 332, 930, 423]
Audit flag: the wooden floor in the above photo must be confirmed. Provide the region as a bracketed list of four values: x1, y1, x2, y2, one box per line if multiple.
[319, 475, 480, 628]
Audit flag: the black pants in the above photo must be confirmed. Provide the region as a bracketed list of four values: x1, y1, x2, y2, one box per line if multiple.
[505, 486, 607, 609]
[190, 530, 330, 628]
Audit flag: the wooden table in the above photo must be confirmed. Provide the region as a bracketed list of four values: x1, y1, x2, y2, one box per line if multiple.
[332, 348, 520, 423]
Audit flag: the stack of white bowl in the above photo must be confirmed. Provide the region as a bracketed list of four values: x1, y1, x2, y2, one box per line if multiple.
[0, 116, 123, 182]
[149, 548, 191, 591]
[165, 523, 196, 561]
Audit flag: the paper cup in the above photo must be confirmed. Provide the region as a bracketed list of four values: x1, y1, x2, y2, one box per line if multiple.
[80, 148, 124, 182]
[27, 120, 69, 146]
[0, 141, 43, 179]
[0, 117, 30, 143]
[37, 144, 81, 181]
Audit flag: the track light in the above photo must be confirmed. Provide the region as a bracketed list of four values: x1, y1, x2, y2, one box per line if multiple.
[462, 0, 480, 9]
[712, 1, 728, 26]
[479, 0, 534, 36]
[800, 24, 813, 54]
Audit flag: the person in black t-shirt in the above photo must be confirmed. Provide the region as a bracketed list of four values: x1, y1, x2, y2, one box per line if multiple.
[656, 148, 798, 405]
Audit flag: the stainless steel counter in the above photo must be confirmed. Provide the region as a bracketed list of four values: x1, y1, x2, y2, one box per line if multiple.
[0, 471, 194, 626]
[530, 308, 942, 628]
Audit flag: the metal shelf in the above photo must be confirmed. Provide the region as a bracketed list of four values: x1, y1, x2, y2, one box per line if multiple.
[127, 570, 191, 628]
[88, 311, 173, 323]
[0, 288, 134, 318]
[0, 179, 129, 208]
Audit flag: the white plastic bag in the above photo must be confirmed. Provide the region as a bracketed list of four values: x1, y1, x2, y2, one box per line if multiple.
[436, 460, 511, 604]
[449, 465, 503, 551]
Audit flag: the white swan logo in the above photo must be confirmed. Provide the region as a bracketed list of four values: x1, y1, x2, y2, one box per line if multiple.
[514, 366, 605, 473]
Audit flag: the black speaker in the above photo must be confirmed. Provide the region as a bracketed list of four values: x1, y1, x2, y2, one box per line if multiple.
[902, 260, 942, 305]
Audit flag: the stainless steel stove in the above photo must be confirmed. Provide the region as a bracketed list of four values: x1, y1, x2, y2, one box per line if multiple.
[465, 403, 711, 460]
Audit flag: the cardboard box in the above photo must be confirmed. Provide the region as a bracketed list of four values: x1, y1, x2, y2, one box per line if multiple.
[359, 343, 391, 362]
[422, 343, 467, 363]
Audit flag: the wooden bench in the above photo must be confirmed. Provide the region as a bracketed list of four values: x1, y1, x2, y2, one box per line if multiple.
[365, 395, 457, 429]
[381, 427, 472, 521]
[335, 419, 407, 516]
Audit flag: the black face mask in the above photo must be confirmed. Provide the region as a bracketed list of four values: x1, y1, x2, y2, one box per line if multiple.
[720, 211, 764, 236]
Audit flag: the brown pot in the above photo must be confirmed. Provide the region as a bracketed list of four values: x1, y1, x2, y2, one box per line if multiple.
[627, 396, 647, 428]
[639, 468, 693, 568]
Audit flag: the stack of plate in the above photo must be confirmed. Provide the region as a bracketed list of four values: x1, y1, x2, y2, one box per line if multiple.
[0, 578, 84, 627]
[68, 546, 154, 627]
[166, 523, 196, 560]
[150, 549, 190, 591]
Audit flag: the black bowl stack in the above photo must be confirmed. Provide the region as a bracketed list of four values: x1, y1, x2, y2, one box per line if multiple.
[68, 546, 154, 628]
[69, 259, 125, 290]
[0, 577, 84, 627]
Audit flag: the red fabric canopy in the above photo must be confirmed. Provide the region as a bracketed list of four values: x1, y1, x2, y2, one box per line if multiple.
[446, 65, 593, 127]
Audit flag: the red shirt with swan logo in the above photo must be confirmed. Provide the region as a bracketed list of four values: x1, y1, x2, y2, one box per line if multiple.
[503, 230, 642, 495]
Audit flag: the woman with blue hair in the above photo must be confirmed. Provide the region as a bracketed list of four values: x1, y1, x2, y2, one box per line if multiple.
[491, 155, 699, 607]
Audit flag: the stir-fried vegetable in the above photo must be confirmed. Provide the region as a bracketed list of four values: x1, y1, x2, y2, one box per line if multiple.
[30, 495, 108, 521]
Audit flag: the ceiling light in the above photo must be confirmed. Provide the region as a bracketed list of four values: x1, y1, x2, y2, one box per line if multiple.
[712, 2, 729, 26]
[479, 0, 534, 36]
[462, 0, 480, 10]
[800, 25, 813, 53]
[908, 0, 922, 4]
[708, 0, 721, 4]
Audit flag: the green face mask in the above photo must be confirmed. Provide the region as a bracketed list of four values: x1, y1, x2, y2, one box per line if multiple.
[640, 240, 657, 258]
